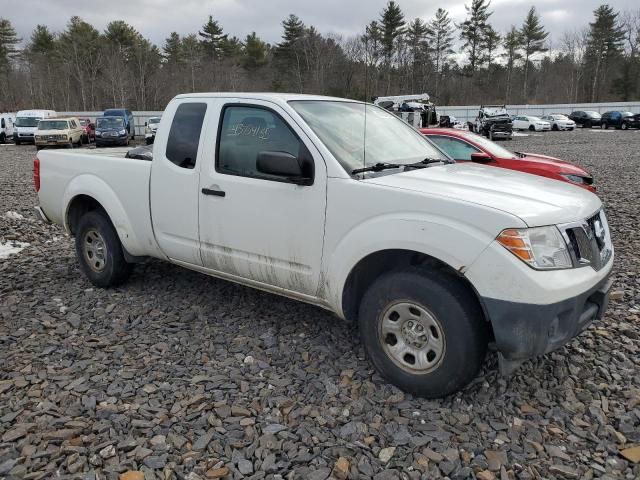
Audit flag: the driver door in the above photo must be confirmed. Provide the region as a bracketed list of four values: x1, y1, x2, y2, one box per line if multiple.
[198, 100, 327, 297]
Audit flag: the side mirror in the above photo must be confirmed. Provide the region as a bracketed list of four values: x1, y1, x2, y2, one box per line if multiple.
[256, 151, 313, 185]
[470, 152, 493, 163]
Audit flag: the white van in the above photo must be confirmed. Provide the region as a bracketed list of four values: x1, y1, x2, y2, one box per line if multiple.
[14, 110, 57, 144]
[0, 113, 15, 144]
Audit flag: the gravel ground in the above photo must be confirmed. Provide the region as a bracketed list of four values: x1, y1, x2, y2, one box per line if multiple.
[1, 130, 639, 480]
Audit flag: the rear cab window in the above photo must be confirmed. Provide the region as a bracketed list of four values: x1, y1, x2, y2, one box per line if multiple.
[166, 102, 207, 169]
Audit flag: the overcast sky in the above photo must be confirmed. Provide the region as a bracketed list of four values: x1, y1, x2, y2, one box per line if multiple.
[7, 0, 638, 49]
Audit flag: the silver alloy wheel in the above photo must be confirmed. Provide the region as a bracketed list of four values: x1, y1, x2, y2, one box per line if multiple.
[378, 301, 446, 373]
[83, 229, 107, 272]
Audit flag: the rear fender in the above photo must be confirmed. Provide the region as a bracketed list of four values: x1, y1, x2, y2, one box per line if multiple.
[63, 175, 144, 255]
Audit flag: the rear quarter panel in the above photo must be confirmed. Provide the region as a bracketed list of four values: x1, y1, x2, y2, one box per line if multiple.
[37, 150, 163, 257]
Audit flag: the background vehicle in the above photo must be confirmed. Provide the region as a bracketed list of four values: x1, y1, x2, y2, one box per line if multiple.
[35, 93, 613, 398]
[14, 109, 57, 144]
[35, 117, 84, 150]
[541, 114, 576, 131]
[79, 117, 95, 143]
[144, 116, 161, 144]
[374, 93, 438, 128]
[569, 111, 602, 128]
[512, 115, 551, 132]
[600, 111, 636, 130]
[95, 116, 130, 147]
[471, 105, 513, 140]
[421, 128, 595, 192]
[102, 108, 135, 140]
[0, 113, 15, 143]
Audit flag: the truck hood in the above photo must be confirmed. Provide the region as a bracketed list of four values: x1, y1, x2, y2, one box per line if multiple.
[367, 162, 601, 227]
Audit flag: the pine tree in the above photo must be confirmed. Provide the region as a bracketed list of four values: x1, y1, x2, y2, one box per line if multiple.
[29, 25, 55, 55]
[482, 25, 501, 71]
[379, 1, 405, 66]
[163, 32, 182, 64]
[585, 4, 624, 101]
[459, 0, 492, 74]
[242, 32, 267, 70]
[426, 8, 455, 97]
[276, 14, 305, 61]
[502, 26, 522, 103]
[181, 34, 202, 91]
[221, 36, 243, 58]
[0, 18, 20, 73]
[519, 6, 548, 100]
[199, 15, 227, 59]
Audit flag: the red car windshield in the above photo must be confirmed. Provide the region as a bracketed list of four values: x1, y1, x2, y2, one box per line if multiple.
[441, 131, 518, 159]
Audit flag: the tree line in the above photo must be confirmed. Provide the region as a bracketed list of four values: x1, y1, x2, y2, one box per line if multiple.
[0, 1, 638, 112]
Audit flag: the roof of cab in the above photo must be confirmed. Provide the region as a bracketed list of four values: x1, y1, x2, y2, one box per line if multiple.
[173, 92, 361, 104]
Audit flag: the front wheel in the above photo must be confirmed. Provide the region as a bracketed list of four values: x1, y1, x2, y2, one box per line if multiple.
[585, 121, 592, 129]
[621, 122, 628, 130]
[529, 125, 535, 131]
[601, 122, 608, 130]
[358, 268, 488, 398]
[75, 211, 133, 288]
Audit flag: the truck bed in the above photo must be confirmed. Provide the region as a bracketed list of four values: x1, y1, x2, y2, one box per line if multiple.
[37, 148, 160, 257]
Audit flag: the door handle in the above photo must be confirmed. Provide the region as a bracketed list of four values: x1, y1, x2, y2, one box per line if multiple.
[202, 187, 225, 197]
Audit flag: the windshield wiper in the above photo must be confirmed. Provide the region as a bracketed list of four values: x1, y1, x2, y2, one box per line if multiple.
[352, 162, 402, 175]
[404, 157, 450, 169]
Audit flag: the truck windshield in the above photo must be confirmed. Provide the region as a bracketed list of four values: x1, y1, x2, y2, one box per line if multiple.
[97, 117, 124, 128]
[38, 120, 69, 130]
[290, 101, 447, 174]
[15, 117, 40, 127]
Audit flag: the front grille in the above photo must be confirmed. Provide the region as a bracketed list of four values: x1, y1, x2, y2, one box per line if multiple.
[561, 210, 612, 271]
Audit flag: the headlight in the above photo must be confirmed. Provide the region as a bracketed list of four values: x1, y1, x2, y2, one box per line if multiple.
[95, 131, 102, 137]
[561, 174, 588, 184]
[119, 129, 127, 135]
[497, 226, 572, 270]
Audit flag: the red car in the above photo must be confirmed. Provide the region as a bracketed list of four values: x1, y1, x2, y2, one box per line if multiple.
[79, 117, 95, 144]
[420, 128, 595, 192]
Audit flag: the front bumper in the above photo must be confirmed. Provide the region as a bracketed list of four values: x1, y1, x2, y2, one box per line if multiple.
[483, 275, 612, 372]
[489, 130, 512, 138]
[14, 133, 35, 143]
[96, 135, 128, 146]
[35, 139, 71, 146]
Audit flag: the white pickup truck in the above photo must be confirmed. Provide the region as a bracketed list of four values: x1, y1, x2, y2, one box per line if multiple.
[35, 93, 614, 397]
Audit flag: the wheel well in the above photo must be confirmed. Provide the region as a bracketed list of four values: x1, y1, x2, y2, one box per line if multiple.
[341, 249, 489, 327]
[67, 195, 106, 235]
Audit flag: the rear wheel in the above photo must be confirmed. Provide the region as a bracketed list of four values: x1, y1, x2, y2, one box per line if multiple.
[585, 121, 592, 128]
[75, 210, 133, 288]
[0, 133, 5, 144]
[358, 268, 488, 398]
[621, 122, 628, 130]
[601, 122, 608, 130]
[552, 124, 558, 131]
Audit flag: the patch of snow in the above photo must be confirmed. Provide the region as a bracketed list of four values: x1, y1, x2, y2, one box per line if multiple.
[4, 211, 24, 220]
[0, 241, 30, 259]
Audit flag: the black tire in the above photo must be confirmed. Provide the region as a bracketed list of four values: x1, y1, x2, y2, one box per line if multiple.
[358, 267, 488, 398]
[74, 210, 133, 288]
[36, 145, 43, 151]
[15, 140, 21, 145]
[145, 137, 152, 145]
[585, 121, 592, 129]
[528, 125, 535, 131]
[601, 122, 608, 130]
[0, 133, 5, 144]
[621, 122, 628, 130]
[552, 124, 558, 131]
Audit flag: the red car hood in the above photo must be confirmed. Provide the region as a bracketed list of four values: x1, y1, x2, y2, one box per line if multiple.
[516, 152, 588, 175]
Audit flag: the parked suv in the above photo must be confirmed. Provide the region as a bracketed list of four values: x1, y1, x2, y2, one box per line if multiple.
[35, 117, 84, 150]
[95, 116, 130, 147]
[600, 111, 636, 130]
[102, 108, 135, 140]
[568, 111, 601, 128]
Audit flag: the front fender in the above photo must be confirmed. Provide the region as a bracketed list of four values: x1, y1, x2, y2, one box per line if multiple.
[323, 212, 504, 317]
[63, 175, 145, 256]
